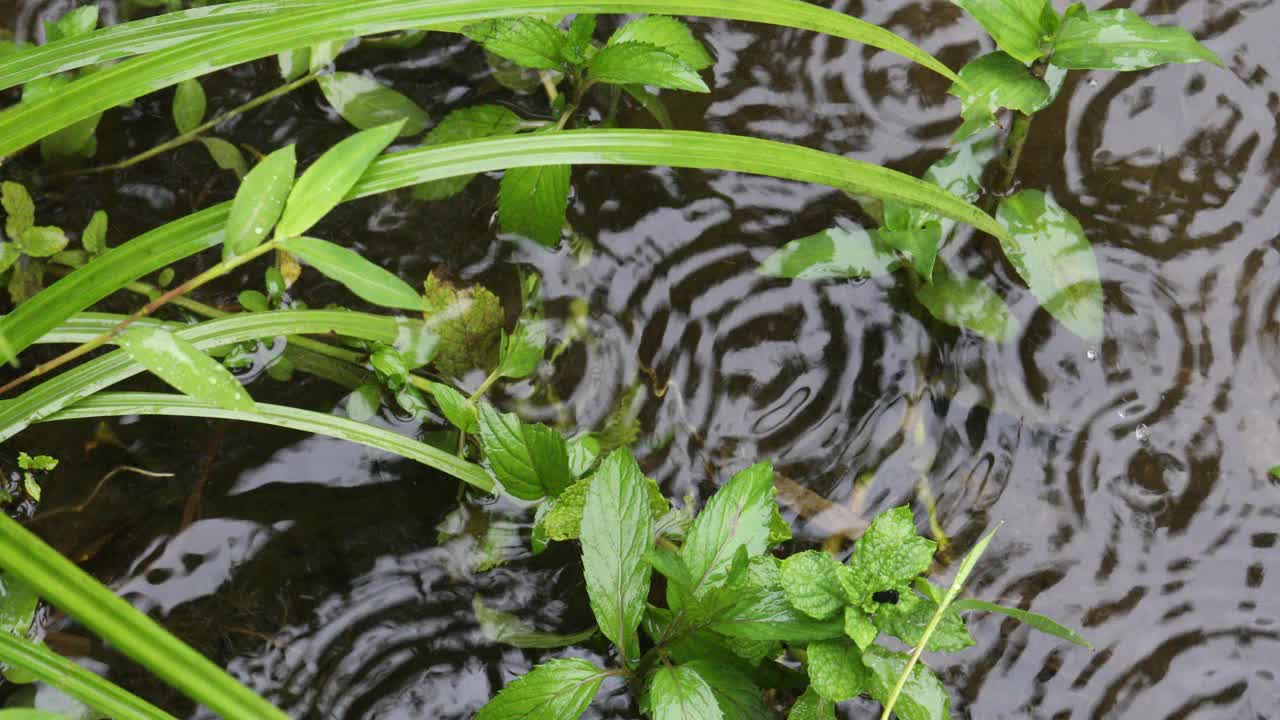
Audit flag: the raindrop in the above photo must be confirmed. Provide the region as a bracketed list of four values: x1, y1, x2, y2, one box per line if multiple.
[1135, 424, 1151, 442]
[1085, 348, 1098, 360]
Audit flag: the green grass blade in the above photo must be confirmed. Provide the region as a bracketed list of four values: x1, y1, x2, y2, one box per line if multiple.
[950, 598, 1092, 648]
[0, 130, 1005, 365]
[0, 0, 959, 158]
[0, 310, 419, 441]
[39, 392, 493, 492]
[0, 514, 287, 719]
[0, 633, 178, 720]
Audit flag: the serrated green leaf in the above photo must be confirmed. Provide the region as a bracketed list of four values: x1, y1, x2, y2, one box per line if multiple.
[414, 105, 524, 200]
[567, 434, 600, 477]
[563, 14, 597, 64]
[806, 639, 868, 702]
[862, 645, 951, 720]
[873, 590, 974, 652]
[422, 272, 504, 376]
[950, 597, 1092, 648]
[118, 327, 255, 412]
[172, 79, 206, 135]
[318, 72, 429, 137]
[472, 595, 595, 649]
[44, 6, 98, 43]
[708, 556, 846, 641]
[427, 381, 477, 432]
[949, 51, 1050, 143]
[844, 605, 878, 649]
[952, 0, 1057, 64]
[588, 42, 709, 92]
[544, 478, 591, 540]
[277, 121, 403, 237]
[1052, 9, 1222, 71]
[839, 506, 936, 613]
[224, 144, 296, 260]
[914, 261, 1020, 342]
[768, 503, 792, 546]
[499, 164, 571, 247]
[681, 462, 776, 598]
[498, 319, 546, 379]
[649, 664, 723, 720]
[200, 137, 248, 179]
[475, 658, 605, 720]
[759, 225, 900, 280]
[81, 210, 108, 255]
[608, 16, 713, 70]
[477, 404, 573, 500]
[17, 227, 68, 258]
[279, 236, 423, 312]
[780, 551, 846, 620]
[788, 688, 836, 720]
[682, 660, 771, 720]
[2, 181, 34, 240]
[464, 18, 566, 70]
[996, 189, 1103, 340]
[581, 448, 653, 660]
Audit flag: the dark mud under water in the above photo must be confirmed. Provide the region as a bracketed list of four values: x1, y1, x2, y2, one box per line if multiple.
[2, 0, 1279, 717]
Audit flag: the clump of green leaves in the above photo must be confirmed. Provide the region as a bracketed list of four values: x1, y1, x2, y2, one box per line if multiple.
[13, 452, 56, 504]
[1, 181, 108, 304]
[473, 449, 1089, 719]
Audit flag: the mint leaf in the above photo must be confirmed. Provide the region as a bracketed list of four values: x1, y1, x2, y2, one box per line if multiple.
[806, 639, 869, 702]
[648, 664, 723, 720]
[588, 42, 709, 92]
[475, 658, 606, 720]
[788, 688, 836, 720]
[608, 16, 714, 70]
[426, 381, 478, 433]
[415, 106, 524, 200]
[563, 14, 597, 64]
[708, 556, 845, 642]
[996, 189, 1103, 340]
[498, 318, 546, 379]
[477, 403, 573, 500]
[543, 478, 590, 540]
[464, 18, 566, 70]
[1052, 9, 1223, 71]
[44, 5, 98, 43]
[844, 605, 878, 649]
[779, 551, 846, 620]
[682, 660, 771, 720]
[681, 462, 776, 598]
[950, 52, 1050, 143]
[422, 271, 504, 377]
[567, 434, 600, 477]
[318, 72, 430, 137]
[951, 0, 1057, 64]
[580, 448, 654, 661]
[758, 225, 900, 280]
[863, 645, 951, 720]
[872, 591, 974, 652]
[498, 163, 571, 247]
[839, 506, 936, 613]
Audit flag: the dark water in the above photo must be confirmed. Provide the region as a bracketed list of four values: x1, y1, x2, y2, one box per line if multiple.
[3, 0, 1280, 718]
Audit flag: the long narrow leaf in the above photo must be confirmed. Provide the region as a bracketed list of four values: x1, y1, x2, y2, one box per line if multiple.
[40, 392, 494, 492]
[0, 310, 425, 441]
[0, 0, 960, 158]
[0, 633, 177, 720]
[0, 514, 287, 719]
[0, 130, 1006, 364]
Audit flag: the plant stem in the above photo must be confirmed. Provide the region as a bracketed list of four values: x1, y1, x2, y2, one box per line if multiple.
[0, 241, 278, 397]
[468, 369, 501, 403]
[76, 70, 322, 174]
[994, 111, 1033, 198]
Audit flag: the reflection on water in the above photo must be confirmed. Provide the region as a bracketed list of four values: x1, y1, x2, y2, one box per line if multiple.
[3, 0, 1280, 717]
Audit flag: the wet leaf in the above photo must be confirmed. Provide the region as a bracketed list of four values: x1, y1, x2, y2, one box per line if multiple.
[44, 6, 98, 43]
[414, 105, 523, 200]
[427, 381, 478, 433]
[344, 383, 381, 421]
[681, 463, 776, 598]
[472, 595, 595, 648]
[17, 227, 68, 258]
[622, 84, 673, 128]
[608, 16, 714, 70]
[950, 595, 1092, 648]
[1052, 9, 1223, 71]
[476, 404, 573, 500]
[200, 138, 248, 179]
[780, 550, 847, 620]
[580, 448, 653, 661]
[308, 40, 346, 72]
[277, 47, 310, 81]
[681, 661, 771, 720]
[277, 122, 403, 238]
[952, 0, 1058, 64]
[806, 639, 868, 702]
[913, 262, 1021, 342]
[80, 210, 108, 255]
[759, 225, 900, 280]
[838, 506, 936, 613]
[172, 78, 206, 135]
[318, 72, 429, 137]
[562, 14, 597, 64]
[996, 189, 1103, 340]
[475, 658, 605, 720]
[118, 327, 255, 411]
[2, 181, 34, 240]
[874, 224, 942, 280]
[497, 319, 546, 379]
[279, 236, 423, 312]
[422, 272, 504, 376]
[224, 144, 296, 260]
[463, 18, 565, 70]
[844, 606, 878, 649]
[862, 645, 951, 720]
[949, 51, 1050, 143]
[707, 556, 846, 641]
[498, 163, 571, 247]
[588, 42, 709, 92]
[648, 664, 722, 720]
[0, 572, 39, 635]
[872, 590, 974, 652]
[788, 688, 836, 720]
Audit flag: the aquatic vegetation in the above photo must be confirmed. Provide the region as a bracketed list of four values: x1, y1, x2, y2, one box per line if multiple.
[0, 0, 1220, 717]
